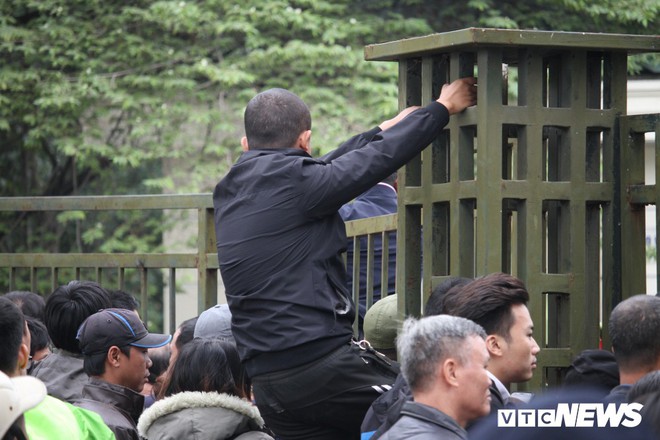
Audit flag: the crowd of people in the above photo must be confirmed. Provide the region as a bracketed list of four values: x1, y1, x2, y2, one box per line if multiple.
[2, 78, 660, 439]
[2, 278, 660, 440]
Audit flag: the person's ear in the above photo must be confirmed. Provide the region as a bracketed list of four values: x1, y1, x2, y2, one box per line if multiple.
[442, 358, 460, 387]
[107, 346, 122, 368]
[298, 130, 312, 154]
[241, 136, 249, 152]
[17, 342, 29, 372]
[486, 334, 504, 358]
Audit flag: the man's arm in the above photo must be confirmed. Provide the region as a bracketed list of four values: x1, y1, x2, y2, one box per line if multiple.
[301, 77, 476, 217]
[320, 77, 476, 163]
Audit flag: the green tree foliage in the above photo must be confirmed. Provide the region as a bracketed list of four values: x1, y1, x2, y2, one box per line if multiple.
[0, 1, 656, 311]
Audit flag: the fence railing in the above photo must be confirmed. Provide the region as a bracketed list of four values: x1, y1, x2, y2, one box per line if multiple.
[0, 194, 396, 334]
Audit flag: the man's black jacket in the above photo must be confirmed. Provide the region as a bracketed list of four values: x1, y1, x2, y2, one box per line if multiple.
[213, 102, 450, 377]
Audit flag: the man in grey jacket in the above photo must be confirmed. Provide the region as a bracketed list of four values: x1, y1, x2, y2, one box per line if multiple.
[380, 315, 491, 440]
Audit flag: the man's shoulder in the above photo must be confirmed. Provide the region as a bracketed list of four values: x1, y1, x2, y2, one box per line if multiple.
[603, 384, 632, 404]
[381, 403, 467, 440]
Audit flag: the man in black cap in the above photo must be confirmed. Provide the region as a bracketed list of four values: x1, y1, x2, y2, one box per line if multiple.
[74, 308, 171, 440]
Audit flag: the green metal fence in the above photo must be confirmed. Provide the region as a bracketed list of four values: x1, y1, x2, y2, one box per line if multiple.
[0, 194, 217, 332]
[0, 194, 396, 335]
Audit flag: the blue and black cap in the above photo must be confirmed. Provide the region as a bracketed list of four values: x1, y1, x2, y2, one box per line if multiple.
[77, 308, 172, 355]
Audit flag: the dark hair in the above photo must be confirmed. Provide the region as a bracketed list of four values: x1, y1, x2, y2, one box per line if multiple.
[83, 345, 131, 376]
[608, 294, 660, 372]
[25, 316, 50, 355]
[162, 338, 241, 398]
[0, 297, 25, 374]
[441, 272, 530, 339]
[424, 277, 472, 316]
[175, 316, 198, 353]
[108, 289, 139, 312]
[244, 88, 311, 149]
[44, 280, 112, 353]
[4, 291, 46, 322]
[4, 422, 28, 440]
[215, 339, 250, 399]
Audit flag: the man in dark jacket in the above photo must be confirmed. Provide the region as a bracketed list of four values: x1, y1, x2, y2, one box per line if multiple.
[213, 79, 476, 440]
[340, 172, 398, 337]
[379, 315, 491, 440]
[74, 308, 171, 440]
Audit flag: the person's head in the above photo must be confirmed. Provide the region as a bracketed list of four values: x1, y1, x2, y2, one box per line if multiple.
[424, 277, 473, 316]
[397, 315, 490, 428]
[242, 88, 312, 153]
[25, 316, 51, 364]
[0, 298, 28, 376]
[363, 294, 398, 360]
[3, 291, 45, 322]
[0, 370, 46, 440]
[441, 272, 540, 387]
[608, 294, 660, 379]
[108, 289, 140, 313]
[562, 349, 619, 397]
[77, 308, 171, 392]
[194, 304, 234, 344]
[161, 338, 242, 399]
[170, 316, 198, 364]
[44, 280, 112, 353]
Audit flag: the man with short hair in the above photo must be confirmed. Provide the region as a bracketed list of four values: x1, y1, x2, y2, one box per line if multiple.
[30, 280, 112, 402]
[379, 315, 491, 439]
[74, 308, 171, 440]
[214, 79, 476, 439]
[441, 272, 540, 410]
[604, 294, 660, 404]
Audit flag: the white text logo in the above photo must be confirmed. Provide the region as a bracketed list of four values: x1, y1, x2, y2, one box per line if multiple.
[497, 403, 643, 428]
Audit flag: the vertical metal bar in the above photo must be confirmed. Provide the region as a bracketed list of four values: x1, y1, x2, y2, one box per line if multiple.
[51, 267, 58, 293]
[352, 237, 361, 336]
[365, 234, 375, 311]
[9, 267, 16, 291]
[198, 207, 218, 314]
[381, 231, 390, 299]
[140, 267, 149, 327]
[30, 267, 37, 292]
[118, 267, 125, 290]
[169, 268, 176, 334]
